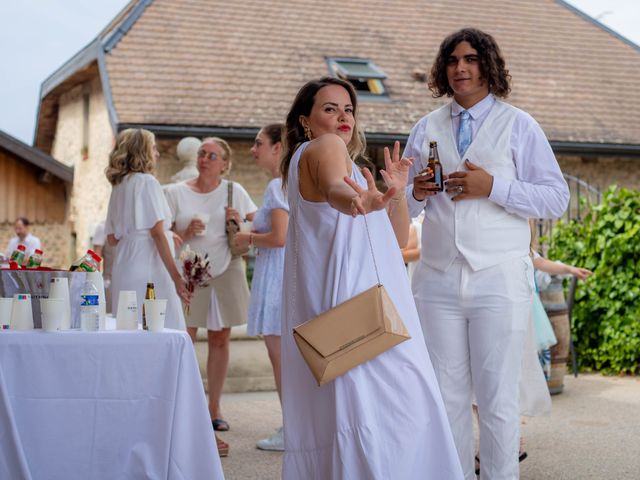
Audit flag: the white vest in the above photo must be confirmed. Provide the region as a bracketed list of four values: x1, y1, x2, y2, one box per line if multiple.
[420, 100, 530, 272]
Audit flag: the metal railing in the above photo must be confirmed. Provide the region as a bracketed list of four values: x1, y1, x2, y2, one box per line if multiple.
[534, 174, 601, 255]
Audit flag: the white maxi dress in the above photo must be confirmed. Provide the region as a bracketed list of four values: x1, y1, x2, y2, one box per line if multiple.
[106, 173, 185, 330]
[281, 143, 463, 479]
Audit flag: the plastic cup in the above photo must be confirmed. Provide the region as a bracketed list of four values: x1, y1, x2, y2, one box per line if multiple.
[40, 298, 65, 332]
[193, 213, 210, 236]
[0, 297, 12, 330]
[49, 277, 71, 330]
[144, 299, 168, 332]
[11, 294, 34, 330]
[239, 220, 253, 233]
[116, 290, 138, 330]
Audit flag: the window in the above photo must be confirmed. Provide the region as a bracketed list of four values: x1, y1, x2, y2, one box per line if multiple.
[326, 58, 388, 98]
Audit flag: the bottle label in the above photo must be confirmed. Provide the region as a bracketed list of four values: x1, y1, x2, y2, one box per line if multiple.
[81, 294, 99, 306]
[27, 256, 42, 268]
[10, 251, 25, 263]
[76, 262, 96, 272]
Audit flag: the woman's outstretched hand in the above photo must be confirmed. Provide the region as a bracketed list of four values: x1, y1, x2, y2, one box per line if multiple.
[344, 167, 396, 217]
[380, 140, 413, 194]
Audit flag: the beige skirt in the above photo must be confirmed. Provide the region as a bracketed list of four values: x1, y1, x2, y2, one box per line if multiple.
[184, 257, 250, 329]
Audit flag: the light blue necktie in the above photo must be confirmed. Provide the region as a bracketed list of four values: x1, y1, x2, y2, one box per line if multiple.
[457, 110, 472, 157]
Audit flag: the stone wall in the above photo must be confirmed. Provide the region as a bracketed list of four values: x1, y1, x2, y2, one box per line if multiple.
[51, 76, 115, 261]
[0, 223, 70, 269]
[557, 155, 640, 192]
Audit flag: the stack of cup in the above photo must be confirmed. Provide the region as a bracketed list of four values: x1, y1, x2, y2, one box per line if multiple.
[10, 294, 34, 330]
[49, 277, 71, 330]
[116, 291, 138, 330]
[0, 297, 12, 329]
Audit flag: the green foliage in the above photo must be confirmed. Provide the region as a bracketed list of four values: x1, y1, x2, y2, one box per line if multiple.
[548, 186, 640, 375]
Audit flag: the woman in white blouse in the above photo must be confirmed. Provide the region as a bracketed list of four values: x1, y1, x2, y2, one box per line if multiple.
[105, 129, 190, 329]
[165, 137, 257, 457]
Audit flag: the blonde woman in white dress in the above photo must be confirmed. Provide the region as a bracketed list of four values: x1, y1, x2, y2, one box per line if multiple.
[105, 128, 190, 329]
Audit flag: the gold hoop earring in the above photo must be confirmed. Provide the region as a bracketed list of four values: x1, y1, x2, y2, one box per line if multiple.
[304, 126, 312, 140]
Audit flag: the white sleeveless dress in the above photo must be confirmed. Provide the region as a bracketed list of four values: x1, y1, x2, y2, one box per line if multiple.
[281, 143, 463, 479]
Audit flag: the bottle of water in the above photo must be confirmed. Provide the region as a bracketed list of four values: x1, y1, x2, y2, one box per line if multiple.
[80, 279, 100, 331]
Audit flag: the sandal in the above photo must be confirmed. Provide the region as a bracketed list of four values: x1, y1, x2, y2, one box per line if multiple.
[519, 450, 528, 463]
[216, 435, 229, 457]
[212, 418, 230, 431]
[475, 451, 528, 475]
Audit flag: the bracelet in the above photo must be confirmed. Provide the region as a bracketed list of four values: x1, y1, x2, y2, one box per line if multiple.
[411, 189, 425, 202]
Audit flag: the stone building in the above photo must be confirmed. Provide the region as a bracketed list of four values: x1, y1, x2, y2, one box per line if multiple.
[0, 129, 74, 269]
[34, 0, 640, 263]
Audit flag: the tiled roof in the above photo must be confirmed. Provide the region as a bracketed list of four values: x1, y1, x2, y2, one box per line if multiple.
[102, 0, 640, 144]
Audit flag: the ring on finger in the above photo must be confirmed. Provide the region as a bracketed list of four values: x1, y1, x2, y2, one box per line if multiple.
[457, 186, 464, 193]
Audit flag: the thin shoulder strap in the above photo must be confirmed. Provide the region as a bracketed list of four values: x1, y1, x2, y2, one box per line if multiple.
[227, 181, 233, 208]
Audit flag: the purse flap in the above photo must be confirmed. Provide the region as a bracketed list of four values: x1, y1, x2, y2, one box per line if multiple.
[293, 285, 383, 358]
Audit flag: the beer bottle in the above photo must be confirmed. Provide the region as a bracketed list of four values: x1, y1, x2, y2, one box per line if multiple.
[427, 141, 444, 192]
[142, 282, 155, 331]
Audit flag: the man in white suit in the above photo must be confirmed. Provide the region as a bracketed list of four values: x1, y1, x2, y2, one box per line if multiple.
[404, 28, 569, 480]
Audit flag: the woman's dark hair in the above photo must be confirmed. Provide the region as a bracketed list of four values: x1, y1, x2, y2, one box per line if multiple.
[429, 28, 511, 99]
[280, 77, 366, 187]
[261, 123, 285, 146]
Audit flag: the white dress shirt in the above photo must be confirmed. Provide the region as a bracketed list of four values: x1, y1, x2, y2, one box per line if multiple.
[405, 94, 569, 220]
[6, 233, 41, 259]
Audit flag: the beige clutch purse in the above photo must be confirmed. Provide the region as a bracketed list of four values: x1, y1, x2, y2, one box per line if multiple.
[292, 215, 410, 386]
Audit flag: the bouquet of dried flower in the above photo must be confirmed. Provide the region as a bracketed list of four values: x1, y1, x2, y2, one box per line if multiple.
[179, 244, 213, 314]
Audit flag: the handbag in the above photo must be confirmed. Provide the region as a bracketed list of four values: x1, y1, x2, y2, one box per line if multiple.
[225, 182, 249, 257]
[292, 215, 411, 386]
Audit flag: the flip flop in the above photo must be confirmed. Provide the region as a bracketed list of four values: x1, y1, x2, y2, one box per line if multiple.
[212, 418, 230, 431]
[216, 435, 229, 457]
[475, 451, 528, 475]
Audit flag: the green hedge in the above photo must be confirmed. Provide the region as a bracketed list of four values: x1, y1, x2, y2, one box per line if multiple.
[547, 186, 640, 374]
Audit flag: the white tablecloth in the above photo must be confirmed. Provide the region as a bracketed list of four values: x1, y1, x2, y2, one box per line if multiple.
[0, 329, 224, 480]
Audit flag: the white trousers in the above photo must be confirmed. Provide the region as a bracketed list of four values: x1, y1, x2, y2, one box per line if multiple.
[412, 256, 533, 480]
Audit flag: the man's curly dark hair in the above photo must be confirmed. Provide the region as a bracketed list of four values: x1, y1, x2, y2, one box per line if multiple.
[429, 28, 512, 99]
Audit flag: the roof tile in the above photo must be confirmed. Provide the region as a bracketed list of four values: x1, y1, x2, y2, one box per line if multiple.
[103, 0, 640, 143]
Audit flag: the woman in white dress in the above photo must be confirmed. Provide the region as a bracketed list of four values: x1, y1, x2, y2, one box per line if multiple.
[164, 137, 257, 456]
[105, 129, 189, 330]
[234, 123, 288, 451]
[280, 77, 463, 479]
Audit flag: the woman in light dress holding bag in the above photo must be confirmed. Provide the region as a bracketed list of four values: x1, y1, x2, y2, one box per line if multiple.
[280, 77, 463, 479]
[164, 137, 256, 456]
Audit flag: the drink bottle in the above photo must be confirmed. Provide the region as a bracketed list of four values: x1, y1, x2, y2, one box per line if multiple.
[80, 280, 100, 331]
[142, 282, 155, 331]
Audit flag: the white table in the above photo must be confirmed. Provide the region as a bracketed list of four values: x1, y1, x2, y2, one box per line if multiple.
[0, 329, 224, 479]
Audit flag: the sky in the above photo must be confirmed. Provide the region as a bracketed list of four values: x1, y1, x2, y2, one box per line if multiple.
[0, 0, 639, 146]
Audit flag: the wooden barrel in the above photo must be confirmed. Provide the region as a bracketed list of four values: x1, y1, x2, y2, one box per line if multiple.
[539, 276, 570, 395]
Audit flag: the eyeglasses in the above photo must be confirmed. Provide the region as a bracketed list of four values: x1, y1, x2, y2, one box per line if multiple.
[197, 150, 219, 161]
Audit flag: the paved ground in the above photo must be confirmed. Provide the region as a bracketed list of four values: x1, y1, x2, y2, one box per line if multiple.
[215, 374, 640, 479]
